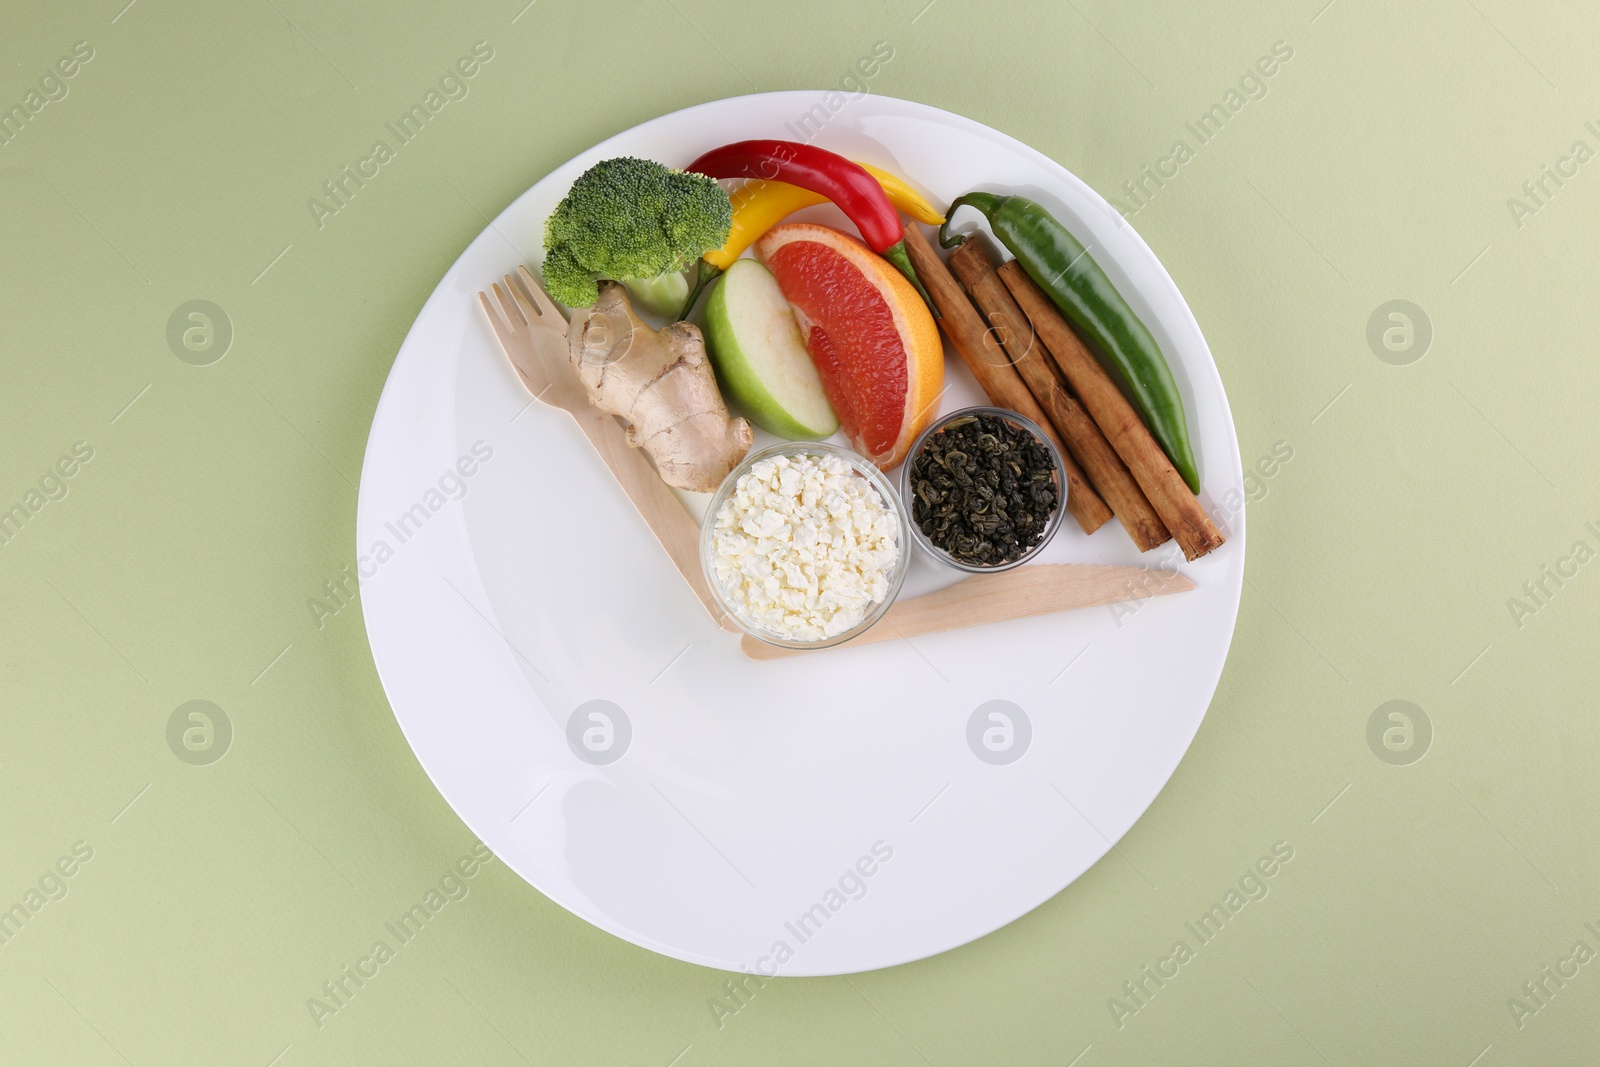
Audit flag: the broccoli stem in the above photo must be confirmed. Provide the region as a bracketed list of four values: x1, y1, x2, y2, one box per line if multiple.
[622, 272, 690, 320]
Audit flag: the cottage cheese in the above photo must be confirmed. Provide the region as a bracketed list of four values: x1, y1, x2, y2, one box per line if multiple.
[710, 452, 900, 641]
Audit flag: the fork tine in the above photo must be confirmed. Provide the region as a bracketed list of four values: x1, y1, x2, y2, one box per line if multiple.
[477, 290, 514, 343]
[491, 282, 525, 327]
[516, 264, 566, 322]
[502, 272, 540, 325]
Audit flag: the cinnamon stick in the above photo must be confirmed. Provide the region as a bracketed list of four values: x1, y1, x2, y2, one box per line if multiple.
[902, 223, 1111, 535]
[947, 239, 1171, 553]
[998, 260, 1225, 560]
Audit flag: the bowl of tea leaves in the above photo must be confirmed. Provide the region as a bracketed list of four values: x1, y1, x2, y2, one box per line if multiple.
[901, 406, 1066, 573]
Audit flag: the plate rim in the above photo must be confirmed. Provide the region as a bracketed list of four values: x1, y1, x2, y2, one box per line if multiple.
[356, 90, 1246, 975]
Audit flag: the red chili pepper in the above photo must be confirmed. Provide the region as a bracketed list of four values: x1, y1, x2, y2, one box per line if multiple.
[685, 139, 936, 314]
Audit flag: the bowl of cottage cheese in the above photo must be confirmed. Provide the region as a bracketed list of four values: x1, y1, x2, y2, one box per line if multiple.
[701, 442, 909, 650]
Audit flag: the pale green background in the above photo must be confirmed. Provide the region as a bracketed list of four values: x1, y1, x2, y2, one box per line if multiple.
[3, 0, 1597, 1063]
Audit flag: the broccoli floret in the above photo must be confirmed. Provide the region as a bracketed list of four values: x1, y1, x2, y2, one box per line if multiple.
[541, 156, 731, 315]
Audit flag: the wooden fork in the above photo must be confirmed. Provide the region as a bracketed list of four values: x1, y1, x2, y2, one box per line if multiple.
[477, 266, 740, 633]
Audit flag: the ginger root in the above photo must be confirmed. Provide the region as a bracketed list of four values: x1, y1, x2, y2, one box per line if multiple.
[568, 282, 752, 492]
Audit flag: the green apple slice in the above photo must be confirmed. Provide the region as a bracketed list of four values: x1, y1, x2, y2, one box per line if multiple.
[703, 259, 839, 440]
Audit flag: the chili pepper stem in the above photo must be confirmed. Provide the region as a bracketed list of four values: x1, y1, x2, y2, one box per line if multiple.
[939, 192, 1004, 248]
[882, 240, 940, 320]
[677, 261, 722, 321]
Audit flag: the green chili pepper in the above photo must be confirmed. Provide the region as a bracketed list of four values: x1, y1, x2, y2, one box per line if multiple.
[940, 192, 1200, 494]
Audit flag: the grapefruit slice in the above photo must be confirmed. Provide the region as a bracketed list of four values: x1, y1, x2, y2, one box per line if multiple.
[755, 223, 943, 469]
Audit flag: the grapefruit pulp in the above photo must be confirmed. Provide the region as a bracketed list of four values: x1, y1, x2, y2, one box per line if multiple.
[754, 223, 942, 469]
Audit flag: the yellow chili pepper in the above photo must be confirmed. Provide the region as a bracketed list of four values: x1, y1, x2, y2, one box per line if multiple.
[709, 163, 944, 270]
[681, 163, 945, 318]
[860, 164, 947, 226]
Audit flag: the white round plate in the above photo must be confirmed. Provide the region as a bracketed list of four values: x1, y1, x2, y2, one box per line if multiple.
[357, 92, 1245, 976]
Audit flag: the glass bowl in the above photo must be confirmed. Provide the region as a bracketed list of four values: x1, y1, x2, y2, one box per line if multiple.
[700, 441, 911, 651]
[899, 406, 1068, 574]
